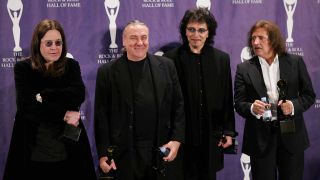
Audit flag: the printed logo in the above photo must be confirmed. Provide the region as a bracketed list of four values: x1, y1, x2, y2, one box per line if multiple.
[315, 98, 320, 109]
[241, 153, 251, 180]
[232, 0, 263, 5]
[105, 0, 120, 49]
[196, 0, 211, 10]
[240, 46, 252, 62]
[283, 0, 297, 43]
[98, 0, 122, 64]
[142, 0, 175, 8]
[3, 0, 23, 68]
[283, 0, 304, 56]
[7, 0, 23, 53]
[46, 0, 81, 8]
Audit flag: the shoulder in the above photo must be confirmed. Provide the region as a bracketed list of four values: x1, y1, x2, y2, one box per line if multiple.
[149, 54, 175, 68]
[163, 47, 180, 59]
[280, 53, 302, 63]
[236, 56, 257, 70]
[66, 57, 79, 65]
[14, 58, 32, 72]
[96, 57, 122, 77]
[209, 47, 230, 62]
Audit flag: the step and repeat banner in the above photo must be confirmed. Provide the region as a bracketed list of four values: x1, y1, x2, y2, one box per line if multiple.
[1, 0, 320, 179]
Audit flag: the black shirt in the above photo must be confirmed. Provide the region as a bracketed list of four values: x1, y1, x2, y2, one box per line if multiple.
[127, 58, 157, 146]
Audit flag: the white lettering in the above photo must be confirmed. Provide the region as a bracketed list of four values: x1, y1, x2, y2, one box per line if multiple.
[67, 2, 81, 7]
[47, 3, 60, 7]
[161, 2, 174, 7]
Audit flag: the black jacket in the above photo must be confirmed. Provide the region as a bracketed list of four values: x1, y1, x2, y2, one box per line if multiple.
[234, 54, 316, 156]
[4, 58, 96, 180]
[94, 53, 185, 180]
[164, 44, 236, 176]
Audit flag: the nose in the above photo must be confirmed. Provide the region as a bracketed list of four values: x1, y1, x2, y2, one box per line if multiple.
[50, 44, 58, 49]
[252, 38, 260, 45]
[136, 38, 144, 45]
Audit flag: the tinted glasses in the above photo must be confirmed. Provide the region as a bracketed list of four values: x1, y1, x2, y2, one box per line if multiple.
[186, 27, 208, 34]
[42, 40, 63, 47]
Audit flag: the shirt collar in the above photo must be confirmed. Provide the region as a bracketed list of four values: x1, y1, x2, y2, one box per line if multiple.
[258, 54, 279, 66]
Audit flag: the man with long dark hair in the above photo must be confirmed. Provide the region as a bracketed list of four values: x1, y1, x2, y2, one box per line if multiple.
[234, 20, 316, 180]
[164, 8, 236, 180]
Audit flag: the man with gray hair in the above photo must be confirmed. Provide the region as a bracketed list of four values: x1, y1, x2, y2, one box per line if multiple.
[95, 20, 185, 180]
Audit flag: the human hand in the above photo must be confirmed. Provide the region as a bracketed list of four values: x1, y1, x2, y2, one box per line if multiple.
[64, 111, 80, 127]
[278, 100, 293, 115]
[99, 156, 117, 173]
[252, 100, 269, 115]
[218, 135, 233, 148]
[161, 141, 181, 162]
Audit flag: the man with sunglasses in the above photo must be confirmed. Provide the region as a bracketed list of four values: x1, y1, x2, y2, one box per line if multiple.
[164, 8, 236, 180]
[4, 19, 96, 180]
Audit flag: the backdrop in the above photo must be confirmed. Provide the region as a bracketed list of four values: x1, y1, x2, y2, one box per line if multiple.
[1, 0, 319, 179]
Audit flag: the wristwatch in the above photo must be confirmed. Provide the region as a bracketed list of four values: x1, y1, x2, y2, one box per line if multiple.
[36, 93, 42, 103]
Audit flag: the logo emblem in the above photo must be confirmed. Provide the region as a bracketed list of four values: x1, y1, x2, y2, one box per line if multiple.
[7, 0, 23, 52]
[240, 46, 252, 62]
[283, 0, 297, 43]
[240, 153, 251, 180]
[196, 0, 211, 10]
[105, 0, 120, 49]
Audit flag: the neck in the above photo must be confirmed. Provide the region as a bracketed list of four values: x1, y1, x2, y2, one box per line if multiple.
[127, 55, 146, 62]
[189, 44, 204, 54]
[45, 62, 53, 69]
[265, 54, 276, 65]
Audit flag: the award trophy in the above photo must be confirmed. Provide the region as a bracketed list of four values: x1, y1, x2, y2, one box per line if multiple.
[99, 146, 117, 179]
[277, 79, 295, 133]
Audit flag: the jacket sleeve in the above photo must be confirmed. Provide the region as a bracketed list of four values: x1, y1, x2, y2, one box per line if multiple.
[234, 63, 255, 119]
[94, 64, 111, 158]
[168, 59, 185, 143]
[40, 59, 85, 108]
[291, 56, 316, 115]
[14, 61, 40, 114]
[222, 55, 237, 137]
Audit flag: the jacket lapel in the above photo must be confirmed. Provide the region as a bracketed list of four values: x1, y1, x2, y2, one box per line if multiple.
[114, 56, 134, 108]
[248, 57, 268, 98]
[279, 54, 291, 83]
[148, 54, 166, 109]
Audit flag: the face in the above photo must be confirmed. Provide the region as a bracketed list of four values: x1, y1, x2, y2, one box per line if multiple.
[40, 29, 63, 64]
[186, 21, 208, 50]
[251, 28, 275, 60]
[123, 24, 149, 61]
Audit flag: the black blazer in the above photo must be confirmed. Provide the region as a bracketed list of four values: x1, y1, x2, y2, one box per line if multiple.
[4, 58, 96, 180]
[234, 54, 316, 157]
[164, 44, 236, 174]
[94, 53, 185, 178]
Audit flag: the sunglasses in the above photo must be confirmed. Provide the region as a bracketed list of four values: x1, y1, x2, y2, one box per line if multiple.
[186, 27, 208, 34]
[42, 40, 63, 47]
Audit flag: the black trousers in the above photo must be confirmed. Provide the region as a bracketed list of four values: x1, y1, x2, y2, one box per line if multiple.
[184, 144, 216, 180]
[27, 160, 75, 180]
[251, 127, 304, 180]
